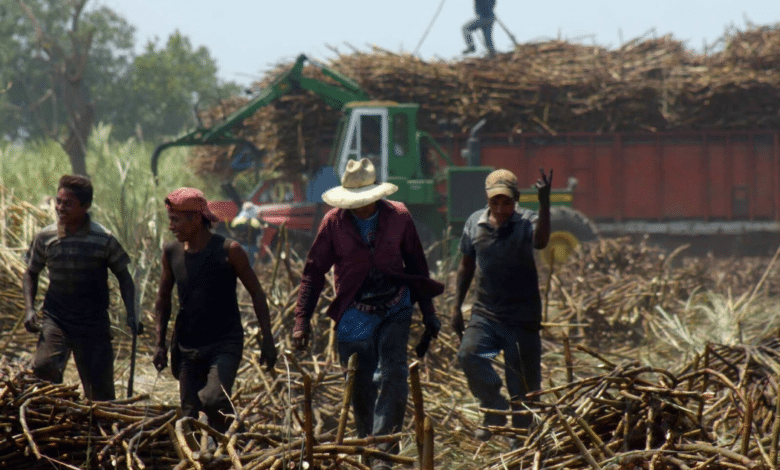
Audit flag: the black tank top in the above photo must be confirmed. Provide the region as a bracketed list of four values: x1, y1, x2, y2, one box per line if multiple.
[166, 234, 243, 347]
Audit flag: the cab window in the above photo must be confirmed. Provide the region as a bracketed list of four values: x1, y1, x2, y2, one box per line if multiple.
[393, 114, 407, 157]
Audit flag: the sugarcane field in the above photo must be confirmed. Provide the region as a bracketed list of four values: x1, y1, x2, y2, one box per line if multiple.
[4, 14, 780, 470]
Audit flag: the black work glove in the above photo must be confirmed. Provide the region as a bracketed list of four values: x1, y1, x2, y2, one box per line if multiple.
[536, 168, 553, 207]
[423, 312, 442, 339]
[258, 333, 277, 370]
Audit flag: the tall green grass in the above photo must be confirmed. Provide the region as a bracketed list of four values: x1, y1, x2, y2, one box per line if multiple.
[0, 123, 218, 327]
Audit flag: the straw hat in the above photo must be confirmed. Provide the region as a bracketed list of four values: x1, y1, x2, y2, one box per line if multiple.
[322, 159, 398, 209]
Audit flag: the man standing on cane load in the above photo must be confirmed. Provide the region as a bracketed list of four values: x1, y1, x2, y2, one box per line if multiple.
[152, 187, 277, 433]
[23, 174, 141, 401]
[451, 168, 552, 441]
[463, 0, 497, 57]
[292, 158, 443, 470]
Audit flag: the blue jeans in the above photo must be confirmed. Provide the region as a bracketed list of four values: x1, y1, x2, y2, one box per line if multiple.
[457, 314, 541, 428]
[338, 308, 412, 454]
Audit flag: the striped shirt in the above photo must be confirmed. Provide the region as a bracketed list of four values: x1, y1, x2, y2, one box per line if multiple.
[25, 215, 130, 332]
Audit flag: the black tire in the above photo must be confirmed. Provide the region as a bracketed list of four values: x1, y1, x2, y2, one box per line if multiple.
[539, 206, 599, 267]
[550, 206, 599, 243]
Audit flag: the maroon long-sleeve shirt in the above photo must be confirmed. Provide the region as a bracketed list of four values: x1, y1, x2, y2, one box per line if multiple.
[294, 200, 443, 329]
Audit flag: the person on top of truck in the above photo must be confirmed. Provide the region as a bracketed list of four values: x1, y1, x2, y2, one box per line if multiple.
[291, 158, 443, 469]
[152, 187, 277, 433]
[451, 168, 552, 442]
[463, 0, 497, 57]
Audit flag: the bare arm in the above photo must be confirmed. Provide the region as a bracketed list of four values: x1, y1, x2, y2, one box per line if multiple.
[113, 267, 139, 333]
[454, 255, 476, 310]
[228, 241, 272, 338]
[152, 250, 175, 371]
[229, 240, 276, 369]
[534, 203, 551, 249]
[534, 168, 552, 249]
[451, 254, 476, 339]
[22, 270, 40, 332]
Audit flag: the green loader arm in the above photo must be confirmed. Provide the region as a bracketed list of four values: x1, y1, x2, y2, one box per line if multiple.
[152, 54, 369, 179]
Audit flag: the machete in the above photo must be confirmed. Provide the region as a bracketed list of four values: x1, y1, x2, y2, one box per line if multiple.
[127, 325, 138, 398]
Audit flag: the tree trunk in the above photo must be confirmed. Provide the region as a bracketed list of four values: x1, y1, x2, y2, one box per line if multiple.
[20, 0, 93, 177]
[58, 52, 94, 177]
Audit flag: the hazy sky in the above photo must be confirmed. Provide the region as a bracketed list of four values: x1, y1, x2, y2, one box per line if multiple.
[98, 0, 780, 87]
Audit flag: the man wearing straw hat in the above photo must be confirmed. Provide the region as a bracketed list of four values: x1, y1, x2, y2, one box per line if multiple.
[152, 187, 277, 433]
[23, 174, 141, 401]
[451, 168, 552, 442]
[292, 158, 443, 468]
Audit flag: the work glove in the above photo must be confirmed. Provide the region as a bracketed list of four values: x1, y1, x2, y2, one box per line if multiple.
[24, 308, 41, 333]
[292, 317, 311, 351]
[153, 345, 168, 372]
[450, 307, 465, 341]
[536, 168, 553, 207]
[422, 312, 441, 339]
[126, 315, 144, 336]
[258, 333, 278, 370]
[414, 312, 441, 358]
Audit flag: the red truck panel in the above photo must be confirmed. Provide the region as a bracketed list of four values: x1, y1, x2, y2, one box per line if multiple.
[474, 131, 780, 224]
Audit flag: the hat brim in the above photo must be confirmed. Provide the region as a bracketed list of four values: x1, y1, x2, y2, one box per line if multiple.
[322, 182, 398, 209]
[486, 187, 517, 200]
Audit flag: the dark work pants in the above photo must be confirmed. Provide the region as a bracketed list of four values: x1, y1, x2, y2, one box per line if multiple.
[338, 310, 412, 454]
[463, 16, 496, 55]
[457, 313, 541, 429]
[32, 316, 116, 401]
[177, 339, 243, 433]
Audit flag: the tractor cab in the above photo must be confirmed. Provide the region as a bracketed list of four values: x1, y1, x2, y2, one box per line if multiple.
[330, 101, 460, 208]
[326, 101, 597, 264]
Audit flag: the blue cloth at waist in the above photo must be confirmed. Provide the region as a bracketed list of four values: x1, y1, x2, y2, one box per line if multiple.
[337, 287, 412, 342]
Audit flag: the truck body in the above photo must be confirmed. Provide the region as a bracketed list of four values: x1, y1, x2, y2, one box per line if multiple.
[226, 125, 780, 257]
[447, 129, 780, 254]
[153, 55, 780, 258]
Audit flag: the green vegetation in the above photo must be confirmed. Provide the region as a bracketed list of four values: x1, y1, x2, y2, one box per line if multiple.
[0, 0, 239, 145]
[0, 127, 220, 327]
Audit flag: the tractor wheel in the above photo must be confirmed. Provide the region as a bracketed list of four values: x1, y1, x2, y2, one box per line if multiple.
[541, 206, 599, 267]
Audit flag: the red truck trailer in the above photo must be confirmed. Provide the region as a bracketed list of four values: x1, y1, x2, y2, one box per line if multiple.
[453, 129, 780, 255]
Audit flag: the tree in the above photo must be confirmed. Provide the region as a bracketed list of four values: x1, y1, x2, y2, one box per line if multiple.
[126, 31, 240, 141]
[1, 0, 135, 176]
[0, 1, 240, 164]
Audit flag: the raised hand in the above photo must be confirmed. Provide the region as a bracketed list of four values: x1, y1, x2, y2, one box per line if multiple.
[536, 168, 553, 206]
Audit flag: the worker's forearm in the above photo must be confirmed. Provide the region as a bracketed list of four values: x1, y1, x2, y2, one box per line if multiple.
[22, 271, 38, 311]
[252, 292, 273, 336]
[534, 204, 551, 249]
[454, 266, 474, 309]
[154, 299, 172, 348]
[118, 276, 136, 320]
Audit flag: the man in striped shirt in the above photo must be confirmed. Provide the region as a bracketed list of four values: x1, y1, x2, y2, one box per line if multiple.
[23, 175, 140, 401]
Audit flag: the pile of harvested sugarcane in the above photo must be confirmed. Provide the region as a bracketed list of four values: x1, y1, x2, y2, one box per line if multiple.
[478, 338, 780, 470]
[188, 23, 780, 179]
[538, 237, 780, 354]
[4, 191, 780, 468]
[0, 353, 430, 470]
[4, 333, 780, 469]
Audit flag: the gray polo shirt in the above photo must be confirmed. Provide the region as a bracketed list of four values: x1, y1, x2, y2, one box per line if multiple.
[459, 206, 542, 327]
